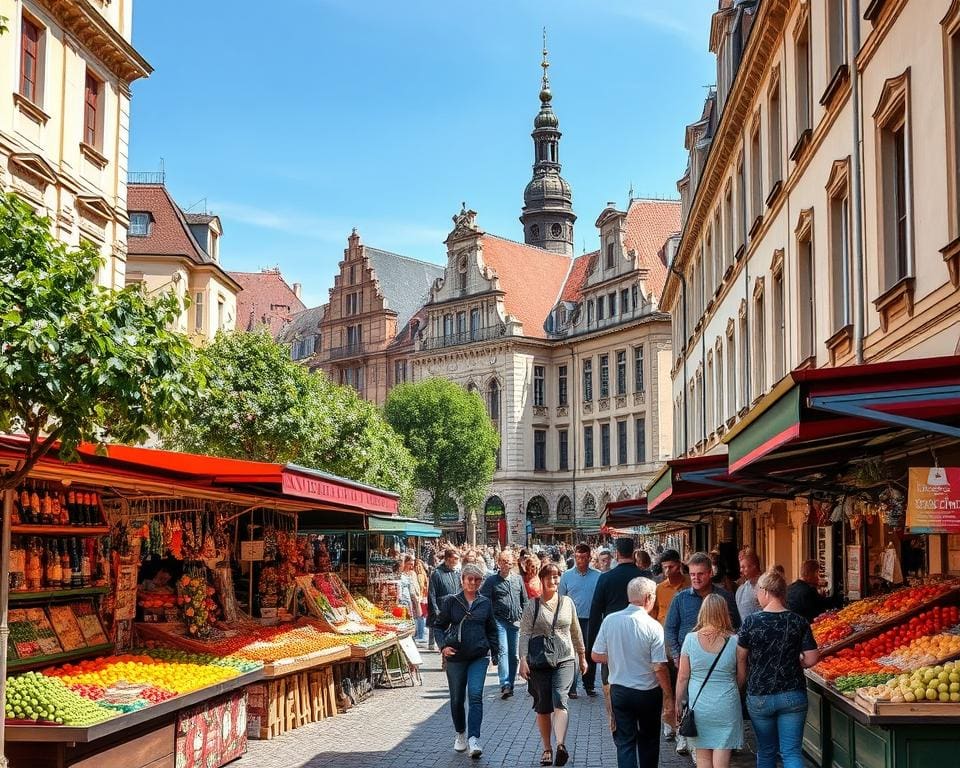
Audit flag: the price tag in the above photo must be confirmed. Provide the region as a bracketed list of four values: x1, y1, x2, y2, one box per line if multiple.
[240, 540, 265, 561]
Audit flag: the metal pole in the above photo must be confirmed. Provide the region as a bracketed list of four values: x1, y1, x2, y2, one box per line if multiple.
[0, 487, 15, 768]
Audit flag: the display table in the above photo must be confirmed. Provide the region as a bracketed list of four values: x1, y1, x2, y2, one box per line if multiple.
[4, 667, 261, 768]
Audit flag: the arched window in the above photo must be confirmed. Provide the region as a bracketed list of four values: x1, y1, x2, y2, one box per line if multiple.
[487, 379, 500, 423]
[556, 495, 573, 522]
[526, 496, 548, 521]
[582, 493, 597, 518]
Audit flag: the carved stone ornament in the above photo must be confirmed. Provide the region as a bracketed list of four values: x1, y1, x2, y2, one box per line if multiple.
[633, 392, 646, 405]
[598, 398, 610, 411]
[448, 203, 481, 242]
[583, 402, 593, 414]
[533, 405, 549, 418]
[615, 395, 627, 409]
[556, 406, 569, 417]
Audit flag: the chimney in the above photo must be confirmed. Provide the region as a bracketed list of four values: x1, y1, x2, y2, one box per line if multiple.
[293, 282, 302, 299]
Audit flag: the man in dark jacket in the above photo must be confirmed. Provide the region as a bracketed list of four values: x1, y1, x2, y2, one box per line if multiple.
[428, 548, 462, 650]
[587, 537, 645, 732]
[787, 559, 827, 622]
[481, 549, 528, 698]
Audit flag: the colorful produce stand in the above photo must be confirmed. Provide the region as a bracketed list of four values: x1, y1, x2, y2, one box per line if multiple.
[0, 438, 402, 766]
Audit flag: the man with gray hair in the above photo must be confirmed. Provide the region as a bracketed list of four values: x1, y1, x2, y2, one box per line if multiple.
[591, 576, 674, 768]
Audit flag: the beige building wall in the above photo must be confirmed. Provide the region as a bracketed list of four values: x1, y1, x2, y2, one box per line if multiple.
[0, 0, 150, 288]
[666, 0, 960, 579]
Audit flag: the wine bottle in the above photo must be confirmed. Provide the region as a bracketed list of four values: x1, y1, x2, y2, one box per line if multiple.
[29, 482, 41, 525]
[61, 538, 73, 589]
[82, 491, 93, 526]
[70, 538, 82, 588]
[57, 492, 69, 525]
[80, 541, 92, 588]
[46, 540, 60, 589]
[40, 484, 52, 525]
[18, 483, 30, 524]
[89, 491, 101, 526]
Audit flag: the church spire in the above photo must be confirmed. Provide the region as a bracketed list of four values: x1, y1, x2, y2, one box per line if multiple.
[520, 28, 576, 256]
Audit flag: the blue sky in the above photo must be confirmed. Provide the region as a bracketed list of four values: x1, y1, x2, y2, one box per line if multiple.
[129, 1, 717, 307]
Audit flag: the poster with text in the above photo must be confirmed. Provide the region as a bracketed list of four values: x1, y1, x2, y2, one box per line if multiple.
[907, 467, 960, 534]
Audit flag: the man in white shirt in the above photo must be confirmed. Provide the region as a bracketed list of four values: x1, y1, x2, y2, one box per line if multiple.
[591, 577, 675, 768]
[735, 549, 762, 619]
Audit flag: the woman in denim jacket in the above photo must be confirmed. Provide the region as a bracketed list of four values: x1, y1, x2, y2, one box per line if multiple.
[436, 563, 500, 759]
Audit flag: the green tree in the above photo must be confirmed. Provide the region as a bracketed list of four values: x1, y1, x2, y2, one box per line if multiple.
[167, 330, 416, 513]
[0, 193, 201, 488]
[384, 378, 498, 524]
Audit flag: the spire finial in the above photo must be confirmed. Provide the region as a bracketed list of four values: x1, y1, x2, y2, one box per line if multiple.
[541, 27, 550, 92]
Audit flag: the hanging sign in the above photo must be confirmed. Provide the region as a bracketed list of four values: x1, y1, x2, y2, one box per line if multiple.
[240, 540, 265, 561]
[906, 467, 960, 534]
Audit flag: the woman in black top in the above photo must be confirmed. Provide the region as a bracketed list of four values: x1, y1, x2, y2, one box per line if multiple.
[736, 569, 818, 768]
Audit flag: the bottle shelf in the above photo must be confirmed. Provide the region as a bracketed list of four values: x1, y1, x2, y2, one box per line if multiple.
[11, 524, 109, 537]
[9, 586, 110, 602]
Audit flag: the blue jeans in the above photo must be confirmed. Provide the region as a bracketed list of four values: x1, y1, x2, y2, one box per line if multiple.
[495, 618, 519, 690]
[746, 689, 808, 768]
[414, 616, 426, 641]
[570, 617, 596, 692]
[445, 656, 489, 738]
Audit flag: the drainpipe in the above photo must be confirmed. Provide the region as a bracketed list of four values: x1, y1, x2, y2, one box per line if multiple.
[850, 3, 866, 364]
[669, 262, 689, 455]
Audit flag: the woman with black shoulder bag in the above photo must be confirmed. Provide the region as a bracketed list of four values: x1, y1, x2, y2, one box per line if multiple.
[674, 593, 742, 768]
[518, 562, 587, 767]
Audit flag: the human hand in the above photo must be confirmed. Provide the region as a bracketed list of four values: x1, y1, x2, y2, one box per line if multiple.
[442, 646, 456, 657]
[490, 656, 498, 667]
[578, 655, 588, 675]
[518, 658, 529, 681]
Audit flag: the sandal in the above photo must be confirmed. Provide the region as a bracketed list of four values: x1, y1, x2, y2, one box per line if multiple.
[554, 744, 569, 766]
[540, 748, 553, 766]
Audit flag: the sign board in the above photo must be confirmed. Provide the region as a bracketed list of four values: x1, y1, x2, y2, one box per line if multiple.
[845, 545, 861, 601]
[281, 471, 398, 514]
[240, 540, 265, 561]
[907, 467, 960, 533]
[114, 562, 139, 621]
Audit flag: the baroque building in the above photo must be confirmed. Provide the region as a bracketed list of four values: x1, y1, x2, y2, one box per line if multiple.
[661, 0, 960, 581]
[0, 0, 151, 288]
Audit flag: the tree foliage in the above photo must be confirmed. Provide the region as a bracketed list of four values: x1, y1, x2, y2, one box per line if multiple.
[0, 193, 201, 488]
[384, 377, 498, 523]
[165, 330, 416, 513]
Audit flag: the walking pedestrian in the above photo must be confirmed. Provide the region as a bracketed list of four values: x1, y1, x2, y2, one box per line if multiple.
[591, 576, 675, 768]
[735, 549, 762, 619]
[737, 569, 819, 768]
[480, 549, 528, 699]
[399, 554, 426, 643]
[786, 560, 828, 623]
[596, 548, 613, 572]
[633, 549, 654, 578]
[427, 548, 462, 652]
[674, 593, 743, 768]
[652, 548, 690, 743]
[559, 542, 600, 698]
[587, 537, 646, 731]
[435, 563, 500, 759]
[518, 563, 587, 767]
[521, 554, 543, 599]
[664, 552, 741, 756]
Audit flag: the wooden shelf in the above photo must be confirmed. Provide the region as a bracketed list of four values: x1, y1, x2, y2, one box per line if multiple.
[8, 642, 114, 672]
[11, 524, 109, 536]
[9, 586, 109, 602]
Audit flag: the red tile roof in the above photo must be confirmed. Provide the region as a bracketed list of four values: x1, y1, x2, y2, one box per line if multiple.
[479, 236, 573, 339]
[229, 269, 307, 335]
[559, 250, 598, 303]
[623, 199, 681, 301]
[127, 184, 209, 264]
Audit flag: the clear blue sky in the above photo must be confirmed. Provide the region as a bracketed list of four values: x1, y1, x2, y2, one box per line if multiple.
[129, 1, 717, 308]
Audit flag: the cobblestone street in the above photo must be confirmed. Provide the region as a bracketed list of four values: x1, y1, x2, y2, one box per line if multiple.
[235, 650, 785, 768]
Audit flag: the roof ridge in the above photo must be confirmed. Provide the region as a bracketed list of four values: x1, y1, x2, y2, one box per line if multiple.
[364, 246, 444, 270]
[482, 232, 572, 258]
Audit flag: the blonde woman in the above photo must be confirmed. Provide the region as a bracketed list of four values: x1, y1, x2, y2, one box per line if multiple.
[675, 593, 742, 768]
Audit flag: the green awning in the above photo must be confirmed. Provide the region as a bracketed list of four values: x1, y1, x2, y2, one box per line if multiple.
[366, 515, 442, 538]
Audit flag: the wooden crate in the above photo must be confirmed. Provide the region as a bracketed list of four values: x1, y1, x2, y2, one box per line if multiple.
[247, 666, 341, 740]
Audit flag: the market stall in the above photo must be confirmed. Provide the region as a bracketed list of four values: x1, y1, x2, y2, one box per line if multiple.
[0, 438, 401, 766]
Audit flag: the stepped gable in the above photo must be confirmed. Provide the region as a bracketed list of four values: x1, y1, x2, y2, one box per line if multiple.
[478, 235, 572, 339]
[623, 199, 681, 300]
[363, 247, 444, 332]
[127, 184, 210, 264]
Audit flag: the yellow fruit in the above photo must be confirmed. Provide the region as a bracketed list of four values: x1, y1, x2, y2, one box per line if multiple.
[904, 692, 916, 702]
[926, 689, 938, 701]
[941, 692, 951, 702]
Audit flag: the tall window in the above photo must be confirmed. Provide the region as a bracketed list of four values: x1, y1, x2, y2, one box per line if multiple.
[620, 288, 630, 314]
[616, 351, 627, 395]
[715, 344, 725, 427]
[394, 360, 407, 384]
[631, 285, 639, 312]
[534, 430, 546, 471]
[557, 365, 568, 407]
[608, 292, 617, 316]
[737, 156, 748, 249]
[606, 242, 615, 270]
[768, 75, 783, 192]
[797, 212, 816, 360]
[443, 314, 453, 338]
[617, 420, 628, 465]
[346, 324, 362, 348]
[20, 17, 41, 104]
[750, 121, 763, 225]
[753, 287, 766, 397]
[597, 296, 605, 321]
[584, 426, 594, 468]
[635, 417, 646, 463]
[772, 265, 786, 380]
[726, 327, 736, 419]
[83, 71, 102, 148]
[470, 308, 480, 340]
[723, 184, 734, 271]
[533, 365, 546, 407]
[795, 14, 813, 139]
[827, 0, 847, 77]
[829, 179, 852, 331]
[704, 234, 714, 300]
[583, 360, 593, 402]
[488, 380, 500, 423]
[587, 300, 595, 326]
[634, 346, 645, 392]
[194, 291, 204, 330]
[946, 9, 960, 236]
[706, 354, 714, 433]
[558, 430, 569, 471]
[739, 312, 749, 409]
[600, 423, 611, 467]
[599, 354, 609, 398]
[456, 311, 466, 337]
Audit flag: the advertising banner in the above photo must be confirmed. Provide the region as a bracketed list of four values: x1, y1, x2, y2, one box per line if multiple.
[906, 467, 960, 534]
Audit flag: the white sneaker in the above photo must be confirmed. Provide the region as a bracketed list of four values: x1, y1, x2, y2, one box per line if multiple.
[662, 720, 675, 740]
[454, 732, 468, 752]
[675, 735, 689, 755]
[468, 736, 482, 758]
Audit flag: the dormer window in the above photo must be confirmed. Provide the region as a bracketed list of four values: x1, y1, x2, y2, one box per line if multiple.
[129, 212, 151, 237]
[606, 242, 614, 270]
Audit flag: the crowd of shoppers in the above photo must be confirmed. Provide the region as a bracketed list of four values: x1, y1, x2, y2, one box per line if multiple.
[409, 536, 824, 768]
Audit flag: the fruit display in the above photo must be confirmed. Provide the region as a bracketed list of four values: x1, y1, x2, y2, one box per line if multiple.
[230, 625, 349, 662]
[834, 672, 897, 695]
[858, 660, 960, 703]
[177, 565, 219, 638]
[354, 595, 386, 620]
[46, 653, 244, 695]
[811, 613, 854, 646]
[4, 671, 115, 726]
[296, 574, 374, 634]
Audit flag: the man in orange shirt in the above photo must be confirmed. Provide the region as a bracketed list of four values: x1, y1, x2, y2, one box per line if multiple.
[652, 549, 689, 745]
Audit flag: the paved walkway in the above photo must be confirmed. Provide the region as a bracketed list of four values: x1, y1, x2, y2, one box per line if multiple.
[235, 650, 781, 768]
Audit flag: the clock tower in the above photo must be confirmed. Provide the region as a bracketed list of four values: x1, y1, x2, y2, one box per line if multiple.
[520, 33, 576, 256]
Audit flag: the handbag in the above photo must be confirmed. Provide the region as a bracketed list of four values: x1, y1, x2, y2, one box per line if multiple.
[677, 636, 730, 738]
[526, 597, 563, 671]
